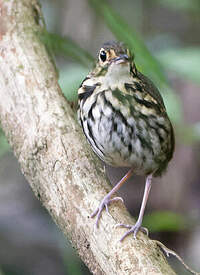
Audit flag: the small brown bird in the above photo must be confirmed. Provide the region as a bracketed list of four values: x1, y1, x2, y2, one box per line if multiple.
[78, 41, 174, 241]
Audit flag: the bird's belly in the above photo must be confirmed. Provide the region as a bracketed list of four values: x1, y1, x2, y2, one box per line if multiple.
[80, 91, 172, 176]
[82, 112, 170, 175]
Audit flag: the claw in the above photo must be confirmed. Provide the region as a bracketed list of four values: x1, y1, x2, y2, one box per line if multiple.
[90, 208, 98, 218]
[115, 223, 132, 229]
[116, 222, 149, 242]
[140, 226, 149, 236]
[116, 174, 152, 241]
[105, 203, 109, 214]
[109, 197, 124, 204]
[105, 203, 112, 218]
[91, 195, 124, 228]
[90, 168, 134, 230]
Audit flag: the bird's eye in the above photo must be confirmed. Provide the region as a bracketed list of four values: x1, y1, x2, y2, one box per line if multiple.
[99, 50, 107, 62]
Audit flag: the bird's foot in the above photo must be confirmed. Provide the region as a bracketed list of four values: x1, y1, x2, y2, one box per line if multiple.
[91, 195, 124, 228]
[116, 221, 149, 242]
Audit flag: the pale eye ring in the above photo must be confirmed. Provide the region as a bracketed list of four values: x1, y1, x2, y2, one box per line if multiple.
[99, 50, 107, 62]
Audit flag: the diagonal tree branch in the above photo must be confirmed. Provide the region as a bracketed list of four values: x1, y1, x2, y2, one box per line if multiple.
[0, 0, 176, 274]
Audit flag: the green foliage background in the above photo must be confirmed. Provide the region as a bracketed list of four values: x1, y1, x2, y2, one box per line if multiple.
[1, 0, 200, 157]
[1, 0, 200, 233]
[0, 0, 200, 274]
[40, 0, 200, 235]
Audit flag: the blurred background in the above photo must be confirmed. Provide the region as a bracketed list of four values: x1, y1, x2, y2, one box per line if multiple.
[0, 0, 200, 274]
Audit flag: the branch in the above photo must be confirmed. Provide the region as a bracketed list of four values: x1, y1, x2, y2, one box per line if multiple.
[0, 0, 176, 274]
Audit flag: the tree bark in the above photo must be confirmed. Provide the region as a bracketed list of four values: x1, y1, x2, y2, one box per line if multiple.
[0, 0, 176, 274]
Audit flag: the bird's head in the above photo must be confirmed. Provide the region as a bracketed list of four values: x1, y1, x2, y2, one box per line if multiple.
[92, 41, 136, 78]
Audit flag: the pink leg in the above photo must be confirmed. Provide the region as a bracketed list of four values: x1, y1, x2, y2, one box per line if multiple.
[116, 174, 153, 241]
[91, 168, 134, 228]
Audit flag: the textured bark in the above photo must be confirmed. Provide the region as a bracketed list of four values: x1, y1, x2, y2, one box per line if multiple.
[0, 0, 176, 274]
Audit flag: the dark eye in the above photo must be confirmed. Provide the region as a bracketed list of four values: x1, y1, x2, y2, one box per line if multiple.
[99, 50, 107, 62]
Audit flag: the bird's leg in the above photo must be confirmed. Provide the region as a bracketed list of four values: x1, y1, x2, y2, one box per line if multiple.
[91, 168, 134, 228]
[116, 174, 153, 241]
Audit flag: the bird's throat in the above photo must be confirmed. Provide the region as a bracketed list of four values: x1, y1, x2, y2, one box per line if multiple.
[100, 63, 132, 90]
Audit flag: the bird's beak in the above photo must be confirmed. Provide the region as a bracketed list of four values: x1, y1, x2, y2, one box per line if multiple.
[114, 54, 129, 64]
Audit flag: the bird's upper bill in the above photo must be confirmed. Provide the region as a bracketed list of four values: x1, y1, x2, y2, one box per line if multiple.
[114, 54, 129, 64]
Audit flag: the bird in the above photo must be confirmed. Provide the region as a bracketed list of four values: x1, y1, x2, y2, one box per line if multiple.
[77, 41, 174, 241]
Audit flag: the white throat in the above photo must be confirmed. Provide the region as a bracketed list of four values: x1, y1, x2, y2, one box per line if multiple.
[102, 63, 132, 89]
